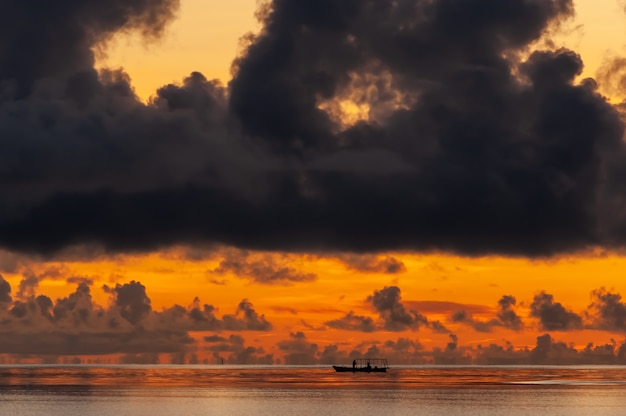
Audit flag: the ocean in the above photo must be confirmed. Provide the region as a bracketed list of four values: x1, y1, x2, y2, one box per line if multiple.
[1, 365, 626, 416]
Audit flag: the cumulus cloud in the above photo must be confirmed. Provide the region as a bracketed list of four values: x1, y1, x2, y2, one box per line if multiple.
[587, 288, 626, 331]
[368, 286, 429, 331]
[200, 331, 626, 365]
[108, 281, 152, 325]
[203, 334, 274, 364]
[497, 295, 524, 330]
[277, 332, 319, 364]
[0, 0, 625, 258]
[0, 277, 272, 356]
[382, 338, 427, 364]
[451, 295, 524, 332]
[222, 299, 273, 331]
[530, 291, 583, 331]
[326, 286, 448, 333]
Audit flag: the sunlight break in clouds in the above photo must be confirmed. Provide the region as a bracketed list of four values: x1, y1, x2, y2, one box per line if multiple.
[3, 0, 626, 363]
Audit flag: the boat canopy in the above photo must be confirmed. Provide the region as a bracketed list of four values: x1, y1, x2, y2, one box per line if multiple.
[351, 358, 388, 369]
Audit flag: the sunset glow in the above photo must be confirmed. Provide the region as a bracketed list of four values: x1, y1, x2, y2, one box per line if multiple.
[4, 0, 626, 365]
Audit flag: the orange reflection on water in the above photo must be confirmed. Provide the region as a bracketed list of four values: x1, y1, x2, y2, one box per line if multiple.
[2, 365, 626, 391]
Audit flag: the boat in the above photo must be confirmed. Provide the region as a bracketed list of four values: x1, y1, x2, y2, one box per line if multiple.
[333, 358, 388, 373]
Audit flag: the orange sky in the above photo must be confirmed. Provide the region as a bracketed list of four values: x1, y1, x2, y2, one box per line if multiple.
[3, 246, 626, 363]
[93, 0, 626, 361]
[97, 0, 626, 101]
[3, 0, 626, 365]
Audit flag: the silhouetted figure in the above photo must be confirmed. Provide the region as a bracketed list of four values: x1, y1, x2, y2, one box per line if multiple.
[367, 361, 371, 371]
[352, 360, 356, 370]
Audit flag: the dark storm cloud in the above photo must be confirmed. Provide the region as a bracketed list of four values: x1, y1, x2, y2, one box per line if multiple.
[0, 0, 179, 96]
[2, 0, 626, 257]
[530, 291, 583, 331]
[0, 277, 272, 355]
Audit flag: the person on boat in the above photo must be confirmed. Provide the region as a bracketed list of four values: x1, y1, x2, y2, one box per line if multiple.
[366, 361, 371, 371]
[352, 360, 356, 370]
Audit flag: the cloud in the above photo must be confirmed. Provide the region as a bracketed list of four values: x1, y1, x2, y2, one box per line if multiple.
[277, 332, 319, 365]
[107, 281, 152, 325]
[334, 254, 407, 274]
[16, 274, 39, 300]
[530, 333, 579, 364]
[530, 291, 583, 331]
[158, 297, 272, 332]
[325, 311, 376, 332]
[0, 0, 625, 258]
[473, 335, 624, 365]
[406, 301, 491, 315]
[0, 277, 272, 356]
[212, 251, 317, 284]
[0, 275, 12, 303]
[367, 286, 429, 331]
[474, 341, 527, 365]
[318, 344, 351, 364]
[325, 286, 450, 333]
[224, 0, 624, 258]
[587, 288, 626, 331]
[432, 334, 473, 365]
[198, 331, 626, 365]
[497, 295, 524, 330]
[0, 0, 179, 97]
[451, 310, 497, 333]
[339, 332, 626, 365]
[222, 299, 273, 331]
[201, 333, 273, 364]
[451, 295, 524, 332]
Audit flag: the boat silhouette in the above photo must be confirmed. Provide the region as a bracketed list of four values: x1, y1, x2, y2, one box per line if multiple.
[333, 358, 388, 373]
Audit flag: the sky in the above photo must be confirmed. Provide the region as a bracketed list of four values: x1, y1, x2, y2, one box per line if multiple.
[4, 0, 626, 365]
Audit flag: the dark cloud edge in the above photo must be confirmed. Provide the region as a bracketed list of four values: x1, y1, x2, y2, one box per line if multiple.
[1, 0, 626, 258]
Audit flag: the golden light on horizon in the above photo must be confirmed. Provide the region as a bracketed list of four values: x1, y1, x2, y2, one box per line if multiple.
[4, 0, 626, 365]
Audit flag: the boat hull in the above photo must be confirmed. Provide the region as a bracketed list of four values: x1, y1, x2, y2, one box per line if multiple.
[333, 366, 387, 373]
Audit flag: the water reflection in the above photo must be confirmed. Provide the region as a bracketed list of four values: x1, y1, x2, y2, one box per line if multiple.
[2, 366, 626, 416]
[2, 365, 626, 389]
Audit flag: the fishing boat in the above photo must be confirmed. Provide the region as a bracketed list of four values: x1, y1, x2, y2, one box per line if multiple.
[333, 358, 388, 373]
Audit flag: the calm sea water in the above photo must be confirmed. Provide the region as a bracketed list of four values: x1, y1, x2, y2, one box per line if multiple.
[2, 365, 626, 416]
